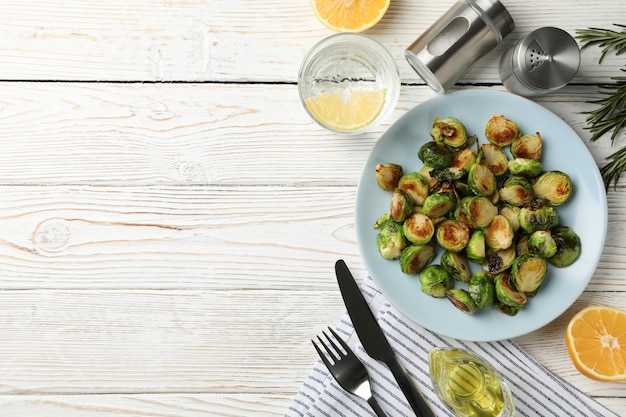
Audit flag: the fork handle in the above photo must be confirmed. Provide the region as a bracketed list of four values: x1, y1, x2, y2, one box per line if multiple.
[367, 396, 388, 417]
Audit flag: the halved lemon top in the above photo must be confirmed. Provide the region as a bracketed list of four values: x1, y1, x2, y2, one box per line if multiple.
[310, 0, 391, 33]
[305, 89, 386, 132]
[565, 305, 626, 381]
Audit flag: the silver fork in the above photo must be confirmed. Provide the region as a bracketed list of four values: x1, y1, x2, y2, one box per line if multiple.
[312, 327, 388, 417]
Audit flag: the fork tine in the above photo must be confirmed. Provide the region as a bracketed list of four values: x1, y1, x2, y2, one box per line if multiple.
[321, 329, 345, 358]
[327, 327, 352, 356]
[312, 339, 334, 369]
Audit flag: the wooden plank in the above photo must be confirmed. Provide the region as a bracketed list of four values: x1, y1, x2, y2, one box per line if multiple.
[0, 1, 622, 82]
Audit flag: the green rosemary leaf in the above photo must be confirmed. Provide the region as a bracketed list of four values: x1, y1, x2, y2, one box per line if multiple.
[600, 146, 626, 190]
[576, 24, 626, 63]
[582, 69, 626, 143]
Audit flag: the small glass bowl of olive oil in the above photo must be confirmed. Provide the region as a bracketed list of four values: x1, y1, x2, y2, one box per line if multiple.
[429, 347, 515, 417]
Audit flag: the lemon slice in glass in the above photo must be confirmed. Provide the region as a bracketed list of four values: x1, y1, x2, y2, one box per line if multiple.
[305, 89, 386, 133]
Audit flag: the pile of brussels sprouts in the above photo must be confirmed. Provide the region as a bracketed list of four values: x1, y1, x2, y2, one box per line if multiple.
[373, 115, 581, 316]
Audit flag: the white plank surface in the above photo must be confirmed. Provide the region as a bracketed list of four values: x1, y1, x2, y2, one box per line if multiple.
[0, 1, 624, 416]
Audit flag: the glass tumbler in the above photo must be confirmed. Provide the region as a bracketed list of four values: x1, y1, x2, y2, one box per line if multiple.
[298, 33, 401, 135]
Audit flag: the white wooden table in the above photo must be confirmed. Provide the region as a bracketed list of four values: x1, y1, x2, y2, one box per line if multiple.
[0, 1, 624, 415]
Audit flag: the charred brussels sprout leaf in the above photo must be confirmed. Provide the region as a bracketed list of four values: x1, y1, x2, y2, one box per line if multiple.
[430, 117, 468, 148]
[549, 226, 581, 267]
[376, 221, 407, 260]
[400, 244, 436, 274]
[485, 114, 520, 146]
[418, 141, 452, 168]
[441, 251, 471, 283]
[398, 172, 430, 206]
[511, 254, 548, 295]
[419, 265, 453, 298]
[446, 289, 477, 314]
[403, 213, 435, 245]
[375, 163, 403, 191]
[390, 189, 414, 222]
[533, 171, 573, 206]
[468, 272, 495, 308]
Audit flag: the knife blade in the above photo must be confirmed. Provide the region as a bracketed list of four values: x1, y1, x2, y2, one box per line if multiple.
[335, 259, 435, 417]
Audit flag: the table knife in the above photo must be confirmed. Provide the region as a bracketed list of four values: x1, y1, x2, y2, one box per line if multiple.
[335, 259, 435, 417]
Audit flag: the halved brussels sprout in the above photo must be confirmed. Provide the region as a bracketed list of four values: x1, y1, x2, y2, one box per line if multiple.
[419, 265, 453, 298]
[466, 229, 486, 264]
[482, 246, 516, 275]
[418, 165, 439, 188]
[494, 272, 528, 308]
[549, 226, 581, 267]
[498, 176, 534, 207]
[518, 200, 559, 234]
[430, 117, 468, 148]
[508, 158, 543, 177]
[375, 163, 403, 191]
[430, 167, 465, 182]
[418, 141, 452, 169]
[423, 189, 457, 218]
[468, 272, 495, 308]
[468, 162, 497, 196]
[436, 220, 470, 252]
[450, 147, 476, 174]
[481, 144, 509, 176]
[446, 289, 477, 314]
[403, 212, 435, 245]
[528, 230, 557, 258]
[377, 221, 407, 260]
[499, 204, 521, 232]
[453, 196, 473, 228]
[390, 189, 414, 222]
[464, 196, 498, 228]
[511, 254, 548, 295]
[400, 244, 436, 274]
[398, 172, 430, 206]
[511, 132, 542, 161]
[516, 234, 530, 256]
[485, 115, 520, 147]
[484, 215, 514, 251]
[441, 251, 471, 283]
[533, 171, 572, 206]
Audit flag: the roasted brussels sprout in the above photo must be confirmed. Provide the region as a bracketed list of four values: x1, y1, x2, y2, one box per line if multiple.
[499, 204, 521, 232]
[418, 141, 452, 169]
[494, 272, 528, 309]
[453, 180, 473, 197]
[485, 115, 520, 147]
[375, 163, 403, 191]
[466, 229, 486, 264]
[468, 162, 497, 196]
[468, 272, 495, 308]
[532, 171, 572, 206]
[484, 214, 514, 251]
[422, 189, 457, 218]
[419, 265, 453, 298]
[377, 221, 407, 260]
[430, 117, 468, 148]
[430, 167, 465, 182]
[446, 289, 477, 314]
[464, 196, 498, 228]
[481, 144, 509, 176]
[482, 246, 516, 275]
[518, 201, 559, 234]
[498, 176, 534, 207]
[390, 189, 414, 222]
[511, 132, 542, 160]
[450, 147, 476, 174]
[528, 230, 557, 258]
[511, 254, 548, 295]
[441, 251, 471, 283]
[516, 234, 531, 256]
[418, 165, 439, 188]
[400, 244, 436, 274]
[549, 226, 581, 267]
[436, 220, 470, 252]
[508, 158, 543, 177]
[398, 172, 430, 206]
[403, 213, 435, 245]
[374, 213, 391, 229]
[494, 302, 520, 316]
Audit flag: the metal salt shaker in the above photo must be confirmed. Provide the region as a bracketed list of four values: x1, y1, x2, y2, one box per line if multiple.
[499, 27, 580, 97]
[405, 0, 515, 94]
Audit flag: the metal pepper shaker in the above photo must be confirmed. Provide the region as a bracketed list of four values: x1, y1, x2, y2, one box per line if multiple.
[499, 27, 580, 97]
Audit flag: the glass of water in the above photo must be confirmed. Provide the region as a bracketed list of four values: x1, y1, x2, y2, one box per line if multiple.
[298, 33, 401, 135]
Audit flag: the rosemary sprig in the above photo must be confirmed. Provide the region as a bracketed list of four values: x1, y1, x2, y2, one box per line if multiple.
[576, 25, 626, 190]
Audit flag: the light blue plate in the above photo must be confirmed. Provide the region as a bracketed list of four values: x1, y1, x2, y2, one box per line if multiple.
[356, 90, 608, 341]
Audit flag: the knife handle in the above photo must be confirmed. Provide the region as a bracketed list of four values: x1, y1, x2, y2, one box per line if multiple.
[387, 357, 435, 417]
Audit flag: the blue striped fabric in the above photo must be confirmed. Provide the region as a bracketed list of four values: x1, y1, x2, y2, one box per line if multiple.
[286, 275, 618, 417]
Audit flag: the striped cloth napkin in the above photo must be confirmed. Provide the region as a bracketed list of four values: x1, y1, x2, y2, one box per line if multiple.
[286, 275, 618, 417]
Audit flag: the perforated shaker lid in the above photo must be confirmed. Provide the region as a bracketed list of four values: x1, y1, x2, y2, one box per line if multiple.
[513, 27, 580, 91]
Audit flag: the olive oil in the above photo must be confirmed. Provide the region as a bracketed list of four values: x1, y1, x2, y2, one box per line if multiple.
[429, 347, 514, 417]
